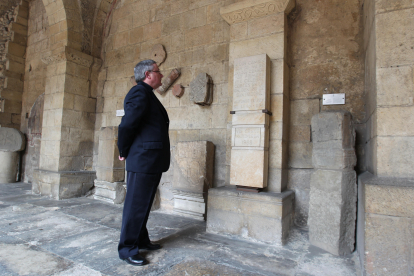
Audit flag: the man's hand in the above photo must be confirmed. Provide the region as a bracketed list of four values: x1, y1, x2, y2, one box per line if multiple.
[119, 156, 125, 161]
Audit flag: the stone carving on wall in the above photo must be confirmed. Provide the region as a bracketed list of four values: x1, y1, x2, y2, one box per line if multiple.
[151, 44, 166, 65]
[220, 0, 295, 25]
[189, 72, 213, 106]
[155, 68, 181, 95]
[172, 141, 215, 220]
[172, 84, 184, 98]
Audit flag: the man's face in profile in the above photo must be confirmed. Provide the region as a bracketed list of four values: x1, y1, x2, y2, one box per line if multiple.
[149, 64, 163, 90]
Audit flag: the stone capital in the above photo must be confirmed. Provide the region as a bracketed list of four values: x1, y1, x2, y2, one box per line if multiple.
[220, 0, 295, 25]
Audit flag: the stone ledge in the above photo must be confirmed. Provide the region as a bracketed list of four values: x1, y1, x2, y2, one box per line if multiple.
[360, 171, 414, 188]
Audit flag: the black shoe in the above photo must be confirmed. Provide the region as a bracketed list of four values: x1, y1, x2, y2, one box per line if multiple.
[140, 242, 161, 250]
[124, 254, 148, 266]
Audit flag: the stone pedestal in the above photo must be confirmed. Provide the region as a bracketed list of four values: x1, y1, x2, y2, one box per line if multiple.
[207, 186, 294, 245]
[93, 180, 126, 204]
[308, 111, 357, 256]
[172, 141, 215, 220]
[0, 127, 26, 183]
[32, 170, 95, 200]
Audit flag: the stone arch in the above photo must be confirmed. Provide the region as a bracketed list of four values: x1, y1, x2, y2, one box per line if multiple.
[41, 0, 83, 52]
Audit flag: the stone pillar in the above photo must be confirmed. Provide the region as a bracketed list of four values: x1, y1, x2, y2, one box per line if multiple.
[33, 47, 101, 199]
[222, 0, 294, 192]
[172, 141, 215, 220]
[93, 126, 126, 204]
[308, 111, 357, 256]
[0, 127, 25, 183]
[207, 0, 295, 245]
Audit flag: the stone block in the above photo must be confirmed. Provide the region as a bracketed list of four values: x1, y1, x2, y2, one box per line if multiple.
[376, 8, 414, 67]
[365, 182, 414, 218]
[377, 66, 414, 107]
[308, 169, 357, 256]
[185, 25, 213, 48]
[288, 142, 313, 169]
[0, 151, 19, 183]
[290, 125, 311, 142]
[189, 72, 213, 106]
[207, 186, 294, 245]
[377, 136, 414, 178]
[93, 180, 126, 204]
[377, 106, 414, 136]
[0, 127, 25, 152]
[376, 0, 414, 13]
[230, 149, 268, 188]
[365, 213, 411, 276]
[248, 13, 285, 38]
[173, 141, 215, 193]
[230, 22, 248, 41]
[32, 169, 96, 200]
[312, 144, 357, 170]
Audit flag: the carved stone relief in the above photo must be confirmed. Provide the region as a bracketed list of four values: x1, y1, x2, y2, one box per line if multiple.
[189, 73, 213, 106]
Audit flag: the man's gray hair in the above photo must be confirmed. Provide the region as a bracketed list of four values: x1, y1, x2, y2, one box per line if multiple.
[134, 60, 156, 82]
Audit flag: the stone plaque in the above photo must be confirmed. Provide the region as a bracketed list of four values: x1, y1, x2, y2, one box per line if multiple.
[230, 54, 270, 189]
[0, 127, 25, 152]
[234, 127, 261, 147]
[233, 54, 270, 111]
[189, 73, 213, 106]
[151, 44, 166, 65]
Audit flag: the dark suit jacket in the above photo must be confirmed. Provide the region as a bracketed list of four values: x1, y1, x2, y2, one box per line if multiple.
[118, 81, 170, 173]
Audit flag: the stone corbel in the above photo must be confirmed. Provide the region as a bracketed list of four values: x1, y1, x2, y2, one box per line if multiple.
[220, 0, 295, 25]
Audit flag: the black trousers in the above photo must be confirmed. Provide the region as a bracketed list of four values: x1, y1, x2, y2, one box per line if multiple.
[118, 171, 162, 259]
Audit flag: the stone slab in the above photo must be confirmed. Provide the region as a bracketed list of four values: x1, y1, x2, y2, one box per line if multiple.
[233, 54, 270, 111]
[230, 149, 268, 188]
[207, 186, 294, 245]
[0, 151, 19, 183]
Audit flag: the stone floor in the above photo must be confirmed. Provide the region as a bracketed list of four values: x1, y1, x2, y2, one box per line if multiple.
[0, 183, 361, 276]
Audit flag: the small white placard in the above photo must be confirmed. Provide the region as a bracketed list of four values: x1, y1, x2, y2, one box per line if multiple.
[323, 93, 345, 105]
[116, 109, 125, 117]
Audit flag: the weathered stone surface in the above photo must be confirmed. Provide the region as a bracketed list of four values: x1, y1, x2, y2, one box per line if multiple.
[0, 151, 19, 183]
[365, 213, 411, 276]
[308, 169, 357, 256]
[207, 186, 294, 245]
[0, 127, 25, 151]
[230, 149, 268, 188]
[311, 112, 356, 170]
[93, 180, 126, 204]
[33, 170, 96, 200]
[172, 141, 215, 220]
[151, 44, 166, 65]
[189, 72, 214, 106]
[233, 54, 270, 111]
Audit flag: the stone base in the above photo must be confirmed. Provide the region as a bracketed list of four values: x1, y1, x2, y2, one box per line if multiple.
[93, 180, 126, 204]
[206, 186, 294, 245]
[0, 151, 19, 183]
[172, 190, 206, 220]
[33, 169, 95, 200]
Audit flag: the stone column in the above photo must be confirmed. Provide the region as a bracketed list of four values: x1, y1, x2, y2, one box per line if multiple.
[206, 0, 295, 245]
[222, 0, 294, 192]
[33, 47, 101, 199]
[308, 111, 357, 256]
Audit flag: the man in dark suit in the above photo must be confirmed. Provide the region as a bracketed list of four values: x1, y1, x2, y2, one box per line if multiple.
[117, 60, 170, 266]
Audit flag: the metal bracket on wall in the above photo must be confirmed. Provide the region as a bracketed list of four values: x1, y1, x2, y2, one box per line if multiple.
[262, 109, 272, 116]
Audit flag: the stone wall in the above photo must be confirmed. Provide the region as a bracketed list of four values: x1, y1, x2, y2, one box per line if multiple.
[287, 0, 364, 228]
[97, 0, 246, 211]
